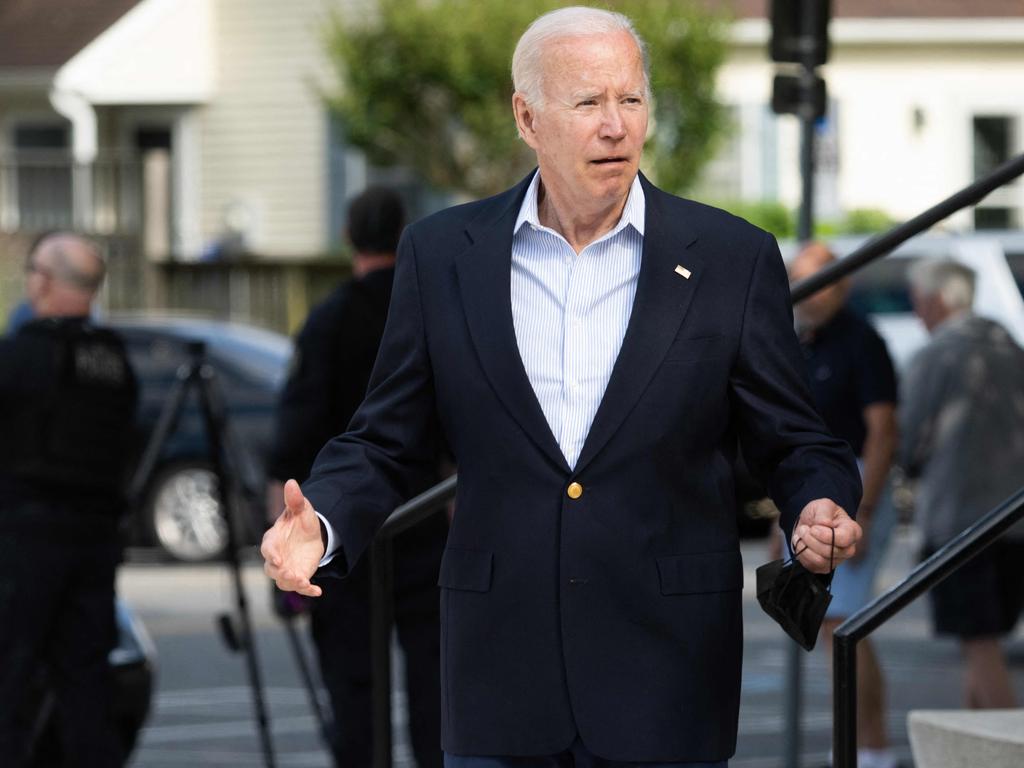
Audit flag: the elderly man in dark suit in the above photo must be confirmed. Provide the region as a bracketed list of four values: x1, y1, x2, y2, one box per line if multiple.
[263, 7, 862, 767]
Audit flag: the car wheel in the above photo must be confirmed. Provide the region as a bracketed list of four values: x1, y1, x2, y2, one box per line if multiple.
[145, 463, 228, 561]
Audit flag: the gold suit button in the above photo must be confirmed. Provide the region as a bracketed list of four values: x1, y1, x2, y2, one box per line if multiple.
[567, 482, 583, 500]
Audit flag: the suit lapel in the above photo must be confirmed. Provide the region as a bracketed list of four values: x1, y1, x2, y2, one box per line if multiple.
[573, 177, 705, 475]
[454, 173, 570, 473]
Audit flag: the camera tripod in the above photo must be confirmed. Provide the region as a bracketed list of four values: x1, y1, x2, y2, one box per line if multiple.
[130, 340, 276, 768]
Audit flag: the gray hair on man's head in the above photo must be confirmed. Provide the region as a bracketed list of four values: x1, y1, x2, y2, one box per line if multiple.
[511, 6, 650, 108]
[908, 259, 975, 312]
[31, 231, 106, 294]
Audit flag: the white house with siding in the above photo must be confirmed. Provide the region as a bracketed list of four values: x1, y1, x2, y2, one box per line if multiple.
[707, 0, 1024, 230]
[0, 0, 364, 262]
[1, 0, 1022, 268]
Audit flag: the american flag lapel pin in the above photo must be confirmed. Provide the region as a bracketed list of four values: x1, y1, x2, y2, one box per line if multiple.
[674, 264, 692, 279]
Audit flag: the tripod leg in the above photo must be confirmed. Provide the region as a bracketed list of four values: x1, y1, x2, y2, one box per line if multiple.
[282, 618, 346, 765]
[281, 617, 337, 750]
[193, 353, 277, 768]
[128, 365, 194, 506]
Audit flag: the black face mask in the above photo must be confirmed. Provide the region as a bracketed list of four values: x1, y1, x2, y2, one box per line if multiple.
[756, 533, 834, 651]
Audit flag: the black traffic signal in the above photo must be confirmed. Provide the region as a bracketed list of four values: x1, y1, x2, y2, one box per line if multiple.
[771, 73, 826, 119]
[770, 0, 832, 67]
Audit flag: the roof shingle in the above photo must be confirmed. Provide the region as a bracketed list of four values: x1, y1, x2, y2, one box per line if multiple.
[722, 0, 1024, 20]
[0, 0, 139, 68]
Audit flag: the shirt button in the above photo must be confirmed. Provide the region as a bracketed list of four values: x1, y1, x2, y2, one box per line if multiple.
[567, 482, 583, 499]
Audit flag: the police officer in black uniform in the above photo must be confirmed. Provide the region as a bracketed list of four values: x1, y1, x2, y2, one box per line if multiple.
[267, 187, 447, 768]
[0, 233, 138, 767]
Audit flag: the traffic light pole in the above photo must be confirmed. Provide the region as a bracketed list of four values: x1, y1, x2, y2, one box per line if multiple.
[797, 80, 816, 243]
[784, 9, 824, 768]
[785, 111, 815, 768]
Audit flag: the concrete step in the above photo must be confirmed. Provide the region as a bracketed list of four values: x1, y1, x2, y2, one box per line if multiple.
[908, 709, 1024, 768]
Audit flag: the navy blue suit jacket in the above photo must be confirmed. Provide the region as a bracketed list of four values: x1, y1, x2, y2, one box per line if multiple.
[304, 173, 861, 761]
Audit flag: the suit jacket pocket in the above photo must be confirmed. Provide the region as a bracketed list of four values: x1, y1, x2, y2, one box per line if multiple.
[656, 550, 743, 595]
[662, 334, 732, 365]
[438, 547, 493, 592]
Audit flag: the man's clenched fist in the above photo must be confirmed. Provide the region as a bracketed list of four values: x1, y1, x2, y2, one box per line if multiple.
[792, 498, 862, 574]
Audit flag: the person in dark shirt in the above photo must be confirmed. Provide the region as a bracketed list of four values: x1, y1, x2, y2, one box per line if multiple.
[266, 187, 446, 768]
[789, 242, 899, 768]
[0, 233, 138, 767]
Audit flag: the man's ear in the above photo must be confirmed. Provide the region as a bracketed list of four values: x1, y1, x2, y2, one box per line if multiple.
[512, 92, 539, 150]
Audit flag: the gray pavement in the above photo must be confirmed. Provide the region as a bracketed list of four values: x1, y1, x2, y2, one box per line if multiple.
[117, 525, 1024, 767]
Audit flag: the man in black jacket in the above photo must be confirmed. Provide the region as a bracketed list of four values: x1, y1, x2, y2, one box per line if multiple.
[266, 187, 446, 768]
[0, 233, 138, 767]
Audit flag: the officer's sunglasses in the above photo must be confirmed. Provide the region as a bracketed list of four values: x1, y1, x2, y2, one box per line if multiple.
[25, 260, 54, 280]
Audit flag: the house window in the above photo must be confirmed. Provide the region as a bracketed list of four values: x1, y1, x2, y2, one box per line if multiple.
[9, 122, 73, 231]
[972, 115, 1019, 231]
[975, 207, 1016, 230]
[973, 116, 1013, 179]
[326, 114, 348, 252]
[15, 125, 69, 150]
[325, 111, 449, 254]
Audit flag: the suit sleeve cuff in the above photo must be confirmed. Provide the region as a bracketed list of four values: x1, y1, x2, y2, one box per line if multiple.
[316, 511, 340, 567]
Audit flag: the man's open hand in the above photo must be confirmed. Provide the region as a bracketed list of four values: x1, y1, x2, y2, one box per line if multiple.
[261, 479, 325, 597]
[791, 498, 862, 574]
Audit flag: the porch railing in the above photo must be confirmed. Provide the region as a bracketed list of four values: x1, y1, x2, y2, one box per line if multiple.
[0, 150, 144, 235]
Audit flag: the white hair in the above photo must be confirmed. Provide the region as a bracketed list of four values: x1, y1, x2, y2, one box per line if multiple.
[908, 259, 976, 311]
[511, 6, 650, 107]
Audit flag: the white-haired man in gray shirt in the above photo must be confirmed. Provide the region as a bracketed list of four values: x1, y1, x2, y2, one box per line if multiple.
[902, 258, 1024, 709]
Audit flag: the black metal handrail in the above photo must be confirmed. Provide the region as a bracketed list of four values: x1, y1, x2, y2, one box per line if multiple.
[366, 152, 1024, 768]
[368, 475, 457, 768]
[377, 474, 458, 539]
[799, 151, 1024, 768]
[833, 487, 1024, 768]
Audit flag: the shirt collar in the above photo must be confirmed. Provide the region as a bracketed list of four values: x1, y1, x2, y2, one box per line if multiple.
[514, 170, 646, 238]
[932, 309, 972, 337]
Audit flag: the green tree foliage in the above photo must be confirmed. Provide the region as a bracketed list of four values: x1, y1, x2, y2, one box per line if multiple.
[840, 208, 895, 235]
[324, 0, 729, 198]
[713, 200, 795, 239]
[712, 201, 896, 240]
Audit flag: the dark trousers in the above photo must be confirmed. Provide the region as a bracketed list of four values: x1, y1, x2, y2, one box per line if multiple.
[0, 503, 123, 768]
[443, 736, 728, 768]
[313, 513, 446, 768]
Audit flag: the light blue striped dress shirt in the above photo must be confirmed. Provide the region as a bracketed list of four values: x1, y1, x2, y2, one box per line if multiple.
[511, 171, 645, 469]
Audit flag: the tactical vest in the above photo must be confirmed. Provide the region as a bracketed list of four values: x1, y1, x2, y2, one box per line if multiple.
[3, 318, 138, 496]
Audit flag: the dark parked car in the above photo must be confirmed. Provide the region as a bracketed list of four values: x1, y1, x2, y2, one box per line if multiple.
[111, 315, 292, 561]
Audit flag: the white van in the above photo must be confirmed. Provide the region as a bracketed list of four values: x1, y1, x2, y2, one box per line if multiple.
[783, 231, 1024, 371]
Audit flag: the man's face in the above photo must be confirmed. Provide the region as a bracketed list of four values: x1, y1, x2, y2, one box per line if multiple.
[789, 248, 847, 332]
[910, 287, 947, 333]
[514, 31, 648, 211]
[24, 251, 54, 308]
[24, 236, 101, 316]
